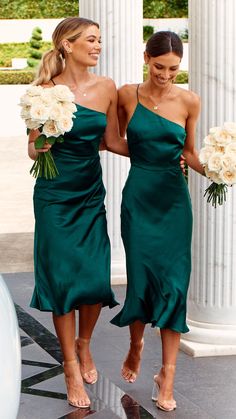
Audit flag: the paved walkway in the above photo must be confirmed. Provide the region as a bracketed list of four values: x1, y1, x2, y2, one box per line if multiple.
[3, 272, 236, 419]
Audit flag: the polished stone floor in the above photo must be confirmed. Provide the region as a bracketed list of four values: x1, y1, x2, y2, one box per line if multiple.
[3, 272, 236, 419]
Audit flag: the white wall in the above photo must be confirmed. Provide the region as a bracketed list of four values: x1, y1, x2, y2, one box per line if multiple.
[0, 18, 188, 43]
[0, 19, 63, 43]
[143, 18, 188, 35]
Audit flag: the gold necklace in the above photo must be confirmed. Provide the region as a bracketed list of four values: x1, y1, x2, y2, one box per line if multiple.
[149, 84, 173, 111]
[70, 84, 87, 97]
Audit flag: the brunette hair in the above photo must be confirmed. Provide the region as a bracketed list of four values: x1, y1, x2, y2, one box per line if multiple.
[34, 17, 99, 85]
[145, 31, 183, 59]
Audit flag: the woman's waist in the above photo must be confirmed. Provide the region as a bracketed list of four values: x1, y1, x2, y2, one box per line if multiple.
[130, 160, 182, 172]
[52, 148, 99, 160]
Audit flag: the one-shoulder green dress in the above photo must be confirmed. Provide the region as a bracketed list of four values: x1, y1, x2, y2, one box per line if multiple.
[30, 104, 118, 315]
[111, 91, 192, 333]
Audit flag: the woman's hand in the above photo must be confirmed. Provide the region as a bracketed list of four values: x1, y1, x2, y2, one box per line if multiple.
[28, 129, 52, 160]
[180, 154, 187, 175]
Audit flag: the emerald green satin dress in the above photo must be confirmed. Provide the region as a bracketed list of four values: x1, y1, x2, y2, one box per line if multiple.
[30, 104, 118, 315]
[111, 98, 192, 333]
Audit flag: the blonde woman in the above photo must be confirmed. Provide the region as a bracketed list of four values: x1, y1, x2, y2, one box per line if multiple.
[28, 17, 128, 408]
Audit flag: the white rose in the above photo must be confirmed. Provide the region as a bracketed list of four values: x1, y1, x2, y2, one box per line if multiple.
[209, 126, 221, 135]
[61, 101, 77, 113]
[213, 129, 232, 146]
[204, 166, 223, 184]
[49, 103, 63, 121]
[207, 152, 223, 172]
[221, 154, 236, 170]
[26, 85, 43, 97]
[219, 168, 236, 185]
[25, 119, 42, 130]
[226, 142, 236, 155]
[215, 145, 226, 153]
[52, 85, 75, 102]
[19, 93, 32, 106]
[30, 102, 49, 122]
[41, 88, 56, 106]
[204, 134, 216, 146]
[42, 120, 61, 137]
[20, 105, 31, 120]
[199, 146, 215, 165]
[223, 122, 236, 139]
[56, 116, 73, 133]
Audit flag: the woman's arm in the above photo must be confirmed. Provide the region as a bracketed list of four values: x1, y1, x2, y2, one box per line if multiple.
[28, 129, 51, 160]
[103, 80, 129, 157]
[182, 92, 205, 176]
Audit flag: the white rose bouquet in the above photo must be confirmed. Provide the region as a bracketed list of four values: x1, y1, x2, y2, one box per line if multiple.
[19, 85, 77, 179]
[199, 122, 236, 207]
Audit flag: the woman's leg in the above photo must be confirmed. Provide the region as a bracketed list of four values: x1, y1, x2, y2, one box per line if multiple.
[76, 303, 102, 384]
[53, 311, 90, 407]
[154, 328, 180, 411]
[122, 320, 145, 383]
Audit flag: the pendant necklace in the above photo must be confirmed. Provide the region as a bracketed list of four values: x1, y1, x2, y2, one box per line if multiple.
[72, 85, 87, 97]
[149, 84, 173, 111]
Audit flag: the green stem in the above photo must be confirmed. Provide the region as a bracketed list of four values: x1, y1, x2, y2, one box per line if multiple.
[30, 150, 59, 179]
[204, 183, 228, 208]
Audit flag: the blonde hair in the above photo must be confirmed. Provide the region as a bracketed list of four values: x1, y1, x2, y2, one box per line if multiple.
[34, 17, 99, 85]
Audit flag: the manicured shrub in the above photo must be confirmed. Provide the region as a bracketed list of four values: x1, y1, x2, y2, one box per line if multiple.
[0, 42, 52, 67]
[143, 25, 154, 42]
[27, 27, 43, 68]
[0, 70, 35, 84]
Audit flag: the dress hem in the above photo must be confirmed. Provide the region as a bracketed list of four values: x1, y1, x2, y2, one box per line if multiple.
[110, 317, 189, 334]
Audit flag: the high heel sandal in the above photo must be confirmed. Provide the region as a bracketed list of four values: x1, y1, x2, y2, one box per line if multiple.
[63, 359, 91, 408]
[151, 365, 177, 412]
[75, 337, 98, 385]
[121, 339, 144, 383]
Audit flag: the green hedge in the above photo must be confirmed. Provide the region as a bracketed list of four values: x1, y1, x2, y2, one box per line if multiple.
[0, 68, 188, 85]
[0, 42, 52, 67]
[0, 0, 79, 18]
[0, 70, 35, 84]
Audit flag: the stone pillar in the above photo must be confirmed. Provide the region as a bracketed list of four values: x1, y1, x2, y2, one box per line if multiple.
[80, 0, 143, 283]
[180, 0, 236, 356]
[0, 275, 21, 417]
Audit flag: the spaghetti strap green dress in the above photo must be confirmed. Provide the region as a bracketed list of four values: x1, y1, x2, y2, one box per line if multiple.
[30, 103, 118, 315]
[111, 87, 192, 333]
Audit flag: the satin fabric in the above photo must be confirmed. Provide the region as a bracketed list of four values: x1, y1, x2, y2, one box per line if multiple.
[111, 103, 192, 333]
[30, 104, 118, 315]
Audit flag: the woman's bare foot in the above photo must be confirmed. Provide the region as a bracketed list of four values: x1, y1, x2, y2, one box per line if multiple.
[121, 339, 144, 383]
[75, 337, 98, 385]
[154, 364, 176, 411]
[63, 359, 90, 408]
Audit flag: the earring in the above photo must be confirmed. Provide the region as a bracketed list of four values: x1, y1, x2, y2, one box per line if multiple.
[66, 49, 72, 54]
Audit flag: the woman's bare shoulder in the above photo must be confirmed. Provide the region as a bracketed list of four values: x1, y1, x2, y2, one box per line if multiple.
[118, 83, 138, 99]
[176, 85, 200, 106]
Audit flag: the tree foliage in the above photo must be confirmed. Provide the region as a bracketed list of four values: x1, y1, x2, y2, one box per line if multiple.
[0, 0, 79, 19]
[143, 0, 188, 18]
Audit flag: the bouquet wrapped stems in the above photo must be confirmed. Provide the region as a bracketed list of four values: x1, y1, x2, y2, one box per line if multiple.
[203, 182, 228, 208]
[29, 134, 63, 180]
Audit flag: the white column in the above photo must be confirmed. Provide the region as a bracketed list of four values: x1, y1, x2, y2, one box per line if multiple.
[0, 275, 21, 418]
[80, 0, 143, 283]
[180, 0, 236, 356]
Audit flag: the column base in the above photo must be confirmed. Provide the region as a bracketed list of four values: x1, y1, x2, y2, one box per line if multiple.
[180, 339, 236, 357]
[180, 318, 236, 357]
